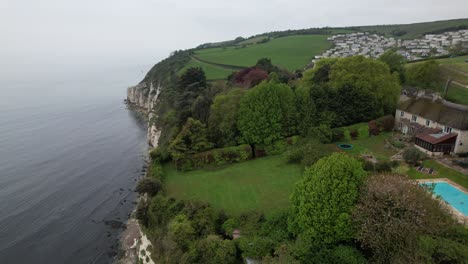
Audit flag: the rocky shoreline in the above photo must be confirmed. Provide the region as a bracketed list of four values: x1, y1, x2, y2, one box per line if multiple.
[117, 83, 162, 264]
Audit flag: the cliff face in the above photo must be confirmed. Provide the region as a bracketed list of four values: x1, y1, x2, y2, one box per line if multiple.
[127, 82, 162, 147]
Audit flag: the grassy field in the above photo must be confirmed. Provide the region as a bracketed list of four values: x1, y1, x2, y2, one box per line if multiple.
[164, 155, 302, 216]
[360, 18, 468, 39]
[179, 58, 235, 80]
[194, 35, 331, 71]
[407, 160, 468, 189]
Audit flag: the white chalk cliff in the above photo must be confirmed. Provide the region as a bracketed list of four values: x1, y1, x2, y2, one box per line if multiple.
[127, 82, 162, 147]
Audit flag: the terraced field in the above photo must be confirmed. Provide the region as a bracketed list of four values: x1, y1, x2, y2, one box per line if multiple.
[194, 35, 331, 71]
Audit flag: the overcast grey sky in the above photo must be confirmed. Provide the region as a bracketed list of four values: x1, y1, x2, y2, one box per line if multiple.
[1, 0, 467, 80]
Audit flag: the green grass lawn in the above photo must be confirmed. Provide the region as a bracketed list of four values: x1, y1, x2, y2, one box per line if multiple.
[331, 123, 397, 162]
[336, 133, 396, 162]
[179, 58, 235, 80]
[164, 155, 302, 216]
[407, 159, 468, 189]
[194, 35, 331, 71]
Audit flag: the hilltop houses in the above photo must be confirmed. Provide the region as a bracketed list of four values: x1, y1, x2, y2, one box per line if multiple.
[394, 90, 468, 156]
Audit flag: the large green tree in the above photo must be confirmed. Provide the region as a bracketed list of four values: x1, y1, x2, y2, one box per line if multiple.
[405, 60, 442, 89]
[328, 56, 401, 116]
[289, 153, 367, 246]
[295, 86, 317, 136]
[353, 174, 459, 263]
[237, 77, 296, 148]
[208, 88, 246, 147]
[378, 50, 406, 83]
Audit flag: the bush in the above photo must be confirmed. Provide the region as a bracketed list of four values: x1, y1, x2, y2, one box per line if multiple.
[136, 200, 149, 226]
[238, 236, 275, 258]
[311, 124, 333, 143]
[285, 138, 331, 167]
[177, 144, 253, 170]
[368, 120, 380, 136]
[148, 160, 164, 180]
[331, 128, 345, 142]
[349, 129, 359, 140]
[391, 140, 405, 149]
[376, 115, 395, 132]
[330, 245, 367, 264]
[149, 147, 163, 162]
[403, 146, 426, 165]
[264, 136, 300, 155]
[136, 178, 162, 196]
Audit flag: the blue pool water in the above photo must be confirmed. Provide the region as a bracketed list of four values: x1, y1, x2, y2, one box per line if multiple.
[422, 182, 468, 216]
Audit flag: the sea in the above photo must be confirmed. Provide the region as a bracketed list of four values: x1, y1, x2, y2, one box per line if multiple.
[0, 64, 150, 263]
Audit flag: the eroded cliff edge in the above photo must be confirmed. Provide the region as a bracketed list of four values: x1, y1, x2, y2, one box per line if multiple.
[127, 82, 161, 147]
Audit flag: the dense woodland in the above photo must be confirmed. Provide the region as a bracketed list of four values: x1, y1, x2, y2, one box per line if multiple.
[134, 50, 468, 263]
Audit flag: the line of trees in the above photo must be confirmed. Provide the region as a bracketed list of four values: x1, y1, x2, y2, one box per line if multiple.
[159, 55, 401, 164]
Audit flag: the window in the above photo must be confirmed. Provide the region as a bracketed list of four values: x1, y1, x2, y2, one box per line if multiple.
[400, 111, 404, 117]
[425, 119, 431, 126]
[411, 115, 417, 122]
[444, 126, 452, 134]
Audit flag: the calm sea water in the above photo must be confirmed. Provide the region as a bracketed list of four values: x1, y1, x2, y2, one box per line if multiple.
[0, 65, 149, 263]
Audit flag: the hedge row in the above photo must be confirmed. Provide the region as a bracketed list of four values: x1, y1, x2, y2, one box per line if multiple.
[176, 144, 253, 170]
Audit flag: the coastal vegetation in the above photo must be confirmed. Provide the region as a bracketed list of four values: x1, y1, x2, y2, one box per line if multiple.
[131, 19, 468, 263]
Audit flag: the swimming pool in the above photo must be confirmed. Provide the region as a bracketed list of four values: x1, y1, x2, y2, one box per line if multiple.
[421, 182, 468, 216]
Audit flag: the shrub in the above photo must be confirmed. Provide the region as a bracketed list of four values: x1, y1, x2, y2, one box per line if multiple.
[238, 236, 275, 258]
[349, 129, 359, 140]
[177, 144, 253, 170]
[376, 115, 395, 132]
[403, 146, 426, 165]
[285, 138, 331, 167]
[368, 120, 380, 136]
[136, 200, 149, 226]
[311, 124, 333, 143]
[149, 147, 163, 162]
[148, 160, 164, 180]
[222, 218, 239, 236]
[331, 128, 345, 142]
[391, 140, 405, 149]
[263, 136, 299, 155]
[330, 245, 367, 264]
[136, 178, 162, 196]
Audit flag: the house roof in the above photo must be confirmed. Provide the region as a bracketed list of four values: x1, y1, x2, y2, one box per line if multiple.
[397, 96, 468, 130]
[417, 133, 458, 145]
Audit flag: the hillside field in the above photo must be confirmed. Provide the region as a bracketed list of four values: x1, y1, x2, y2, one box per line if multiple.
[179, 58, 235, 80]
[194, 35, 331, 71]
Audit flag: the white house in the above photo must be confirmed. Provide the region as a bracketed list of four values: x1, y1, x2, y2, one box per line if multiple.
[395, 90, 468, 156]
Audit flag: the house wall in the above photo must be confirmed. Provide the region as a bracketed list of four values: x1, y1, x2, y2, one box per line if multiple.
[395, 109, 468, 154]
[454, 130, 468, 154]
